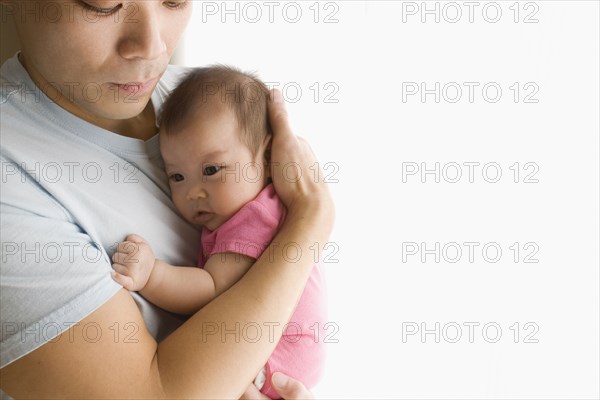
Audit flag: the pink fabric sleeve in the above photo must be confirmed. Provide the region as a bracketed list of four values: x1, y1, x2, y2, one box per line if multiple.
[199, 184, 284, 267]
[260, 332, 327, 398]
[258, 262, 328, 398]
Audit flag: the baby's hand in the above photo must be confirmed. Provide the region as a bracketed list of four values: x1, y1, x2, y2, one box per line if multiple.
[111, 234, 156, 292]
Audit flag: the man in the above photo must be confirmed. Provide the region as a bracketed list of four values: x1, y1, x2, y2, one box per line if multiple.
[0, 1, 334, 398]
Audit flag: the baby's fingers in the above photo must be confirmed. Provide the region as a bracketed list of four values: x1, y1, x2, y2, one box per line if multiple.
[125, 234, 147, 244]
[112, 250, 139, 265]
[111, 264, 134, 291]
[115, 240, 142, 255]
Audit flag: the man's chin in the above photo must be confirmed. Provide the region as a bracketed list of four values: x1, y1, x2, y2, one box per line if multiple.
[82, 99, 152, 121]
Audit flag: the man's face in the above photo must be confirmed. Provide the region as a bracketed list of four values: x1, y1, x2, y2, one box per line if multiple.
[9, 0, 192, 120]
[160, 103, 270, 232]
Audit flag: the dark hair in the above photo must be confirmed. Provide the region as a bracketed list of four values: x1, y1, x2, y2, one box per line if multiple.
[159, 65, 272, 155]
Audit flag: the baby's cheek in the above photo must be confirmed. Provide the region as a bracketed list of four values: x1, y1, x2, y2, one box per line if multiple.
[213, 185, 246, 217]
[212, 193, 238, 218]
[171, 191, 188, 214]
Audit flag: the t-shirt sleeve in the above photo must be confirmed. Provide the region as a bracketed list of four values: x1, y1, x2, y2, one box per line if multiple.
[0, 157, 122, 368]
[205, 187, 284, 260]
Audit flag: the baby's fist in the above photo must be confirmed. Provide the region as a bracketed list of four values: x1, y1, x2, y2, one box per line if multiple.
[111, 234, 155, 291]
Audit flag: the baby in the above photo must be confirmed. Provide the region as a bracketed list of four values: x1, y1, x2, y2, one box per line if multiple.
[110, 66, 327, 398]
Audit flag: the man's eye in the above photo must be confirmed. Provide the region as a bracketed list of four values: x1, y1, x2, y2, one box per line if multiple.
[78, 1, 122, 15]
[169, 173, 184, 182]
[203, 165, 222, 176]
[163, 0, 188, 10]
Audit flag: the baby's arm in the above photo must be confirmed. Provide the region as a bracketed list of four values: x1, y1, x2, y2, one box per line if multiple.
[111, 234, 254, 315]
[142, 252, 254, 315]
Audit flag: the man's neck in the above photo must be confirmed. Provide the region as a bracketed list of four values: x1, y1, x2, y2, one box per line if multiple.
[94, 102, 158, 141]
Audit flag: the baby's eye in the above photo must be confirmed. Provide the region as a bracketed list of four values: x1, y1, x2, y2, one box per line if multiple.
[169, 173, 185, 182]
[203, 165, 223, 176]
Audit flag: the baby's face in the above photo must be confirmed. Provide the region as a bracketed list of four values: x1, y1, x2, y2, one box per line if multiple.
[160, 103, 269, 231]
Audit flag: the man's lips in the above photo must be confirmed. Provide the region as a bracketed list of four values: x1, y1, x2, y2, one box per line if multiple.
[111, 77, 158, 96]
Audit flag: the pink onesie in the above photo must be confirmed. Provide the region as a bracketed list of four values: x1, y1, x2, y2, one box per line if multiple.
[199, 184, 327, 398]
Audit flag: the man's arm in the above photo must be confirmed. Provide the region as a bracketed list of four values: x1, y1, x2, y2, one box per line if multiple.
[0, 90, 335, 399]
[0, 200, 329, 399]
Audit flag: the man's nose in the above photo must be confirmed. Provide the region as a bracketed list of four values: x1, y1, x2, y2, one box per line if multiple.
[117, 4, 167, 61]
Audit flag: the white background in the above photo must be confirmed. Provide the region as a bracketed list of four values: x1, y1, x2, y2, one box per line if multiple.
[181, 1, 599, 398]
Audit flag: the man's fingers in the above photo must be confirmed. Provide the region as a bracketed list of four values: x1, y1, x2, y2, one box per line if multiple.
[297, 136, 318, 158]
[267, 89, 293, 139]
[271, 372, 314, 400]
[239, 383, 270, 400]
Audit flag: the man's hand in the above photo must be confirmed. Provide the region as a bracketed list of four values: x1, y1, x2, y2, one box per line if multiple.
[240, 373, 315, 400]
[267, 89, 334, 226]
[111, 234, 156, 291]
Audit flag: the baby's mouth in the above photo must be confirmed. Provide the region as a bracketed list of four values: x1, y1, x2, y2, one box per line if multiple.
[193, 211, 214, 225]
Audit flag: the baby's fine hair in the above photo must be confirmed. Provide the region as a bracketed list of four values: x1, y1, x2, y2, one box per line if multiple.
[159, 65, 272, 155]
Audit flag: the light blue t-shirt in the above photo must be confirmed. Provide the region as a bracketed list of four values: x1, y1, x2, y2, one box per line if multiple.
[0, 53, 199, 373]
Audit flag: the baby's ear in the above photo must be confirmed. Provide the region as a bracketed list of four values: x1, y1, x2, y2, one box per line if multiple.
[263, 135, 273, 163]
[261, 135, 273, 181]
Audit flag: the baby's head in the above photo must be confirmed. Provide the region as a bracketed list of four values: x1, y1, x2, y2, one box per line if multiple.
[159, 65, 273, 231]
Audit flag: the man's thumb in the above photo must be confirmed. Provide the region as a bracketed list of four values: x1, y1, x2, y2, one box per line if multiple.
[271, 372, 312, 399]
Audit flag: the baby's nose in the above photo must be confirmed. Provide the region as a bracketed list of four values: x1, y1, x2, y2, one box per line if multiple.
[187, 185, 208, 201]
